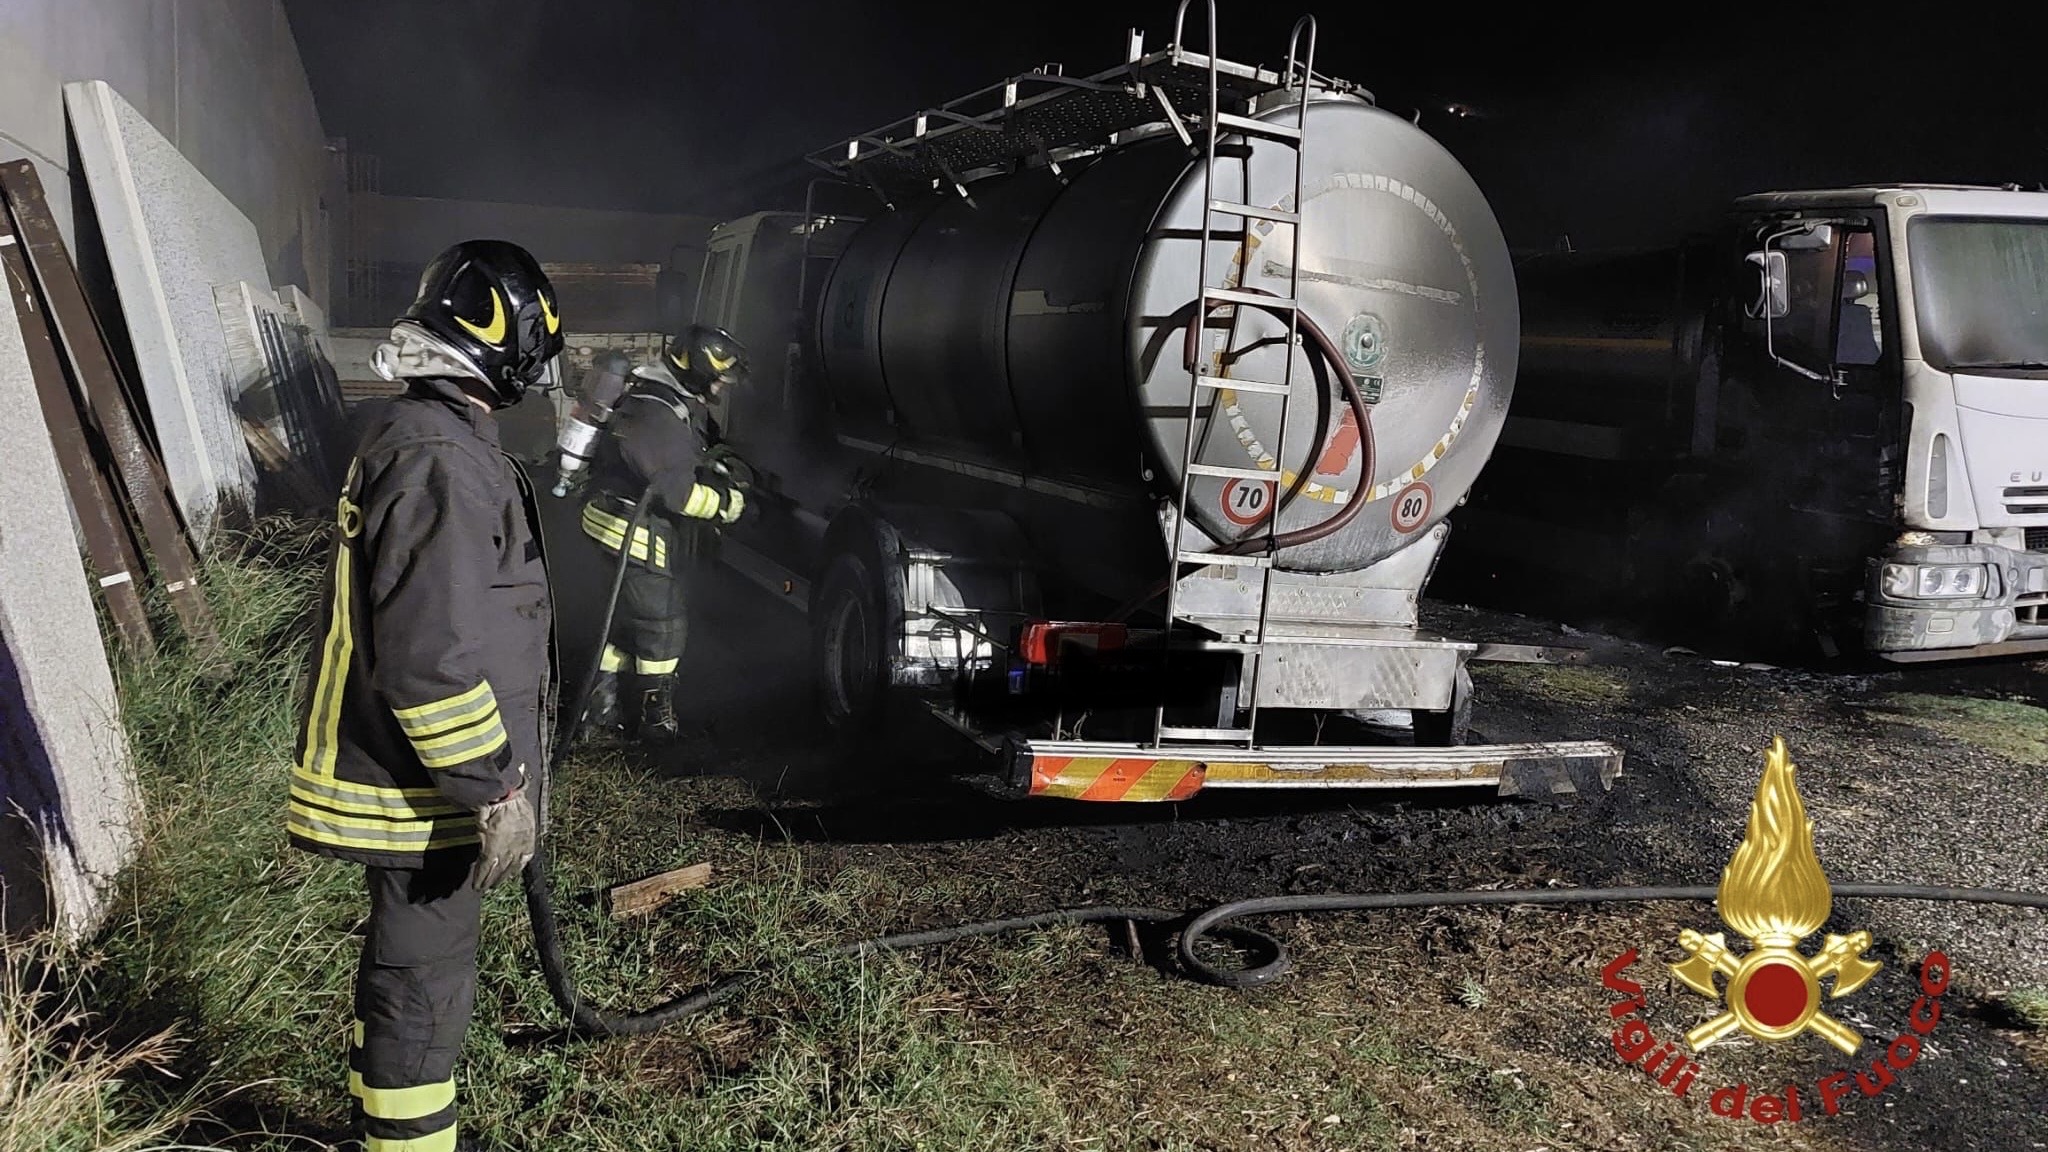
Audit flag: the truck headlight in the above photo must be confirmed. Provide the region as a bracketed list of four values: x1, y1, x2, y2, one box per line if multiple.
[1882, 563, 1988, 599]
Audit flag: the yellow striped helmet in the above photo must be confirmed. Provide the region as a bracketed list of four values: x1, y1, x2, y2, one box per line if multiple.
[666, 324, 748, 393]
[403, 239, 565, 407]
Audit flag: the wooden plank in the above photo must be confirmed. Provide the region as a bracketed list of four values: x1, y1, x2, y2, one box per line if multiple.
[0, 160, 219, 660]
[0, 213, 155, 656]
[605, 863, 713, 920]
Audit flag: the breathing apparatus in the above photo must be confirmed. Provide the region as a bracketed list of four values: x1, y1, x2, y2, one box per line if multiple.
[550, 352, 634, 498]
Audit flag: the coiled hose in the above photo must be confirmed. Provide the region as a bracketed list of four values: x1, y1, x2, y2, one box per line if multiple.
[521, 495, 2048, 1038]
[1109, 289, 1377, 624]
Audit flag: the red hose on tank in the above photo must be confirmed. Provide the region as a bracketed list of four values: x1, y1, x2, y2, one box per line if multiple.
[1108, 291, 1376, 623]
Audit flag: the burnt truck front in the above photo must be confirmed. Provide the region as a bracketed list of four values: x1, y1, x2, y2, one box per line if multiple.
[1861, 190, 2048, 659]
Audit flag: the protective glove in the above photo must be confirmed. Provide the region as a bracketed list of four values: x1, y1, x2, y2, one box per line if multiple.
[704, 444, 756, 489]
[718, 488, 746, 525]
[470, 780, 537, 892]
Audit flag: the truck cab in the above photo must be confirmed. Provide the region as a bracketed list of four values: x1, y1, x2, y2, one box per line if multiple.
[1443, 184, 2048, 663]
[1734, 185, 2048, 660]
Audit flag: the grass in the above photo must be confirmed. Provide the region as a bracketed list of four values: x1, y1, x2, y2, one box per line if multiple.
[0, 929, 205, 1152]
[1470, 662, 1631, 708]
[1874, 693, 2048, 766]
[78, 515, 1083, 1150]
[2004, 989, 2048, 1031]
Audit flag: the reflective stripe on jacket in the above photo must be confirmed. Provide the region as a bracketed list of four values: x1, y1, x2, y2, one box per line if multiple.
[289, 377, 554, 869]
[579, 375, 735, 568]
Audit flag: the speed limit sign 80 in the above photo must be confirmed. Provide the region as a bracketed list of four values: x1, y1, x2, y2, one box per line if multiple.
[1390, 481, 1432, 533]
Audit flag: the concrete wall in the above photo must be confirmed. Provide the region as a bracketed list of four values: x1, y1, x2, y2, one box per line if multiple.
[342, 189, 713, 328]
[0, 0, 335, 312]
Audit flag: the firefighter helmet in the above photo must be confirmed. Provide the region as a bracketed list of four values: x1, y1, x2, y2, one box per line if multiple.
[402, 240, 565, 407]
[666, 324, 748, 393]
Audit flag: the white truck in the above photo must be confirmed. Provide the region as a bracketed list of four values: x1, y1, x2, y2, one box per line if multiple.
[1440, 185, 2048, 663]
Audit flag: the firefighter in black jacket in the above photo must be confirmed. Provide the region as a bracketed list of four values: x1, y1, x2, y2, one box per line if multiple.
[289, 239, 564, 1152]
[577, 324, 752, 744]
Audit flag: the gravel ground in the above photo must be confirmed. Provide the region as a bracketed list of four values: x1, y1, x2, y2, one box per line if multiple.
[540, 497, 2048, 1148]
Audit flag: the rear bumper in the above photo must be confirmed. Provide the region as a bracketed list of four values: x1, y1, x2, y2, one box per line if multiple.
[1000, 737, 1625, 801]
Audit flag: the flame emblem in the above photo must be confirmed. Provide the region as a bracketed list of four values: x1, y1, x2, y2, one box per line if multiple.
[1670, 737, 1882, 1055]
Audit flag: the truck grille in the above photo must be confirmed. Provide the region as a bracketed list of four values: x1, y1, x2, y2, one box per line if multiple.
[2030, 527, 2048, 553]
[2009, 485, 2048, 516]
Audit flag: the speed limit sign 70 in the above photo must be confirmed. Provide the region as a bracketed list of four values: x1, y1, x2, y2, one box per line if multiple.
[1390, 481, 1432, 533]
[1221, 477, 1277, 526]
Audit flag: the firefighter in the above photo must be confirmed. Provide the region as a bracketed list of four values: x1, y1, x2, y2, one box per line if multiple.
[287, 239, 564, 1152]
[577, 323, 752, 744]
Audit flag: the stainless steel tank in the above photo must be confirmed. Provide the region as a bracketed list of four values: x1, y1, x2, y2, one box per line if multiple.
[815, 90, 1518, 574]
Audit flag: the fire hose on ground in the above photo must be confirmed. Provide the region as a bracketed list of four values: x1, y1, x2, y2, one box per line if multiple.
[518, 477, 2048, 1042]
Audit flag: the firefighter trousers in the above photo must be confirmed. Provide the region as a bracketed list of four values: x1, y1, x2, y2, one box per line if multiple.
[350, 857, 480, 1152]
[581, 500, 688, 675]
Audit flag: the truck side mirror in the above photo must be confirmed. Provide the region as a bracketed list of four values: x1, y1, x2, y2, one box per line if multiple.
[1744, 250, 1789, 320]
[1778, 223, 1834, 251]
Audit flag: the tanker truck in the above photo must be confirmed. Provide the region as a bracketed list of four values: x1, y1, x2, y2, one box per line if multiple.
[1436, 186, 2048, 663]
[679, 5, 1623, 800]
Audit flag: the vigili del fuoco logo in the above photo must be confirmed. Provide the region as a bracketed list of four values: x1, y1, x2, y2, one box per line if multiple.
[1599, 737, 1949, 1123]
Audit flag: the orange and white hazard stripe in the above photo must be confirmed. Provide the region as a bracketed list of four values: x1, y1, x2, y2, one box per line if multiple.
[1029, 755, 1205, 802]
[1014, 739, 1625, 802]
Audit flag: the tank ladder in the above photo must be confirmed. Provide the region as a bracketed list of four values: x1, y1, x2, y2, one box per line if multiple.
[1154, 3, 1318, 752]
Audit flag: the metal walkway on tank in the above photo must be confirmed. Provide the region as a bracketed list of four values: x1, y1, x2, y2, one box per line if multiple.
[808, 8, 1368, 206]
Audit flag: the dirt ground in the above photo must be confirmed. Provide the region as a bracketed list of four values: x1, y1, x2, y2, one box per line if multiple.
[537, 499, 2048, 1150]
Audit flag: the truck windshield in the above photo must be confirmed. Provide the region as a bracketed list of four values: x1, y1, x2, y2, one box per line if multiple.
[1908, 215, 2048, 372]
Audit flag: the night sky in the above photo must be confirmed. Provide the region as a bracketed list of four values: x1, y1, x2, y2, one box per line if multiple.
[282, 1, 2046, 249]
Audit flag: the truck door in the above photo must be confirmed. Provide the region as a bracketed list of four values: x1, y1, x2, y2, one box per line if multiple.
[1728, 212, 1901, 623]
[694, 237, 747, 437]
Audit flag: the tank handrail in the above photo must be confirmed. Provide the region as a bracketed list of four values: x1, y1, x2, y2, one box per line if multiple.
[1284, 15, 1318, 91]
[1171, 0, 1217, 57]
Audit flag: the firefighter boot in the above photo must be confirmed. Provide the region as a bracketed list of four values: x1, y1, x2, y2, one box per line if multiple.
[584, 670, 624, 734]
[636, 674, 681, 745]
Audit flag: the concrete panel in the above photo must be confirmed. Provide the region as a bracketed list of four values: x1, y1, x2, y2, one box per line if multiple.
[0, 0, 330, 310]
[66, 79, 263, 542]
[280, 283, 327, 342]
[213, 279, 284, 412]
[0, 261, 139, 944]
[215, 278, 349, 509]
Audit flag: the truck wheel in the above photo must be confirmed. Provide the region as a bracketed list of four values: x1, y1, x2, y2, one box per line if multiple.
[1412, 665, 1473, 747]
[814, 550, 887, 742]
[810, 548, 954, 768]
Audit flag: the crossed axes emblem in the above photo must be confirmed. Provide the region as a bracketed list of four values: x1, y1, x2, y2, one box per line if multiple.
[1671, 927, 1883, 1055]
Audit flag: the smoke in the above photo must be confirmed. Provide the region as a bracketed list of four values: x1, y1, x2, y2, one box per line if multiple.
[1417, 44, 2048, 252]
[287, 2, 2047, 237]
